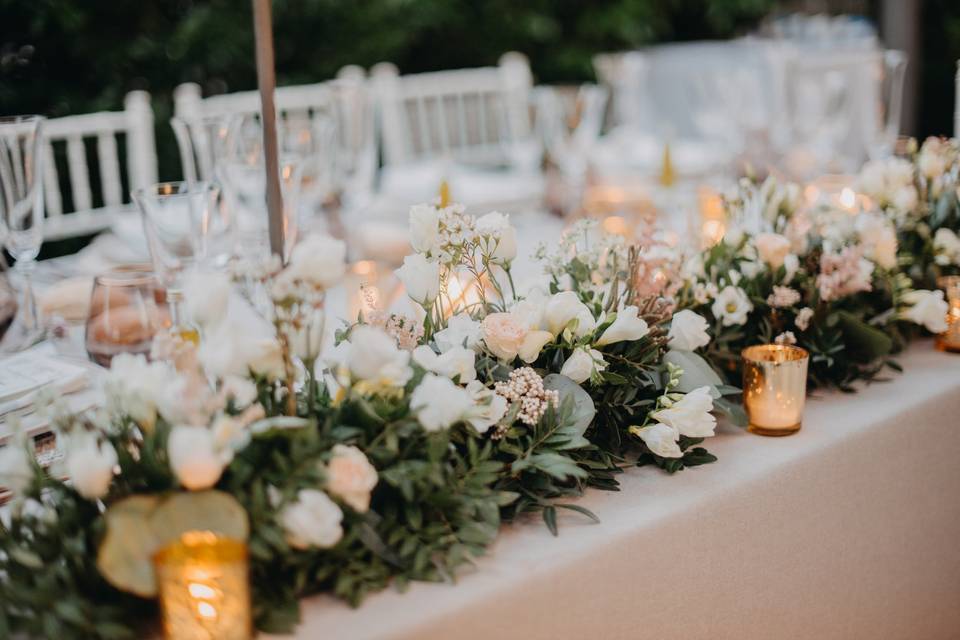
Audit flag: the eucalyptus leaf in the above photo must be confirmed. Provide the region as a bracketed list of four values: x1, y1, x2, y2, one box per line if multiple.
[664, 350, 723, 397]
[542, 374, 595, 436]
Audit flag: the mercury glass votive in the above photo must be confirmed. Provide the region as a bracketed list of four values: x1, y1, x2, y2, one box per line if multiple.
[936, 275, 960, 353]
[742, 345, 809, 436]
[154, 531, 252, 640]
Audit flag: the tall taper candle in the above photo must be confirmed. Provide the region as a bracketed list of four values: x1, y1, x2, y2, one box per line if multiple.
[252, 0, 285, 259]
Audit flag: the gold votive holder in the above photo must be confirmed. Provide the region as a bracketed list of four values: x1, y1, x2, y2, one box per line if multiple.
[153, 531, 252, 640]
[742, 345, 809, 437]
[936, 275, 960, 353]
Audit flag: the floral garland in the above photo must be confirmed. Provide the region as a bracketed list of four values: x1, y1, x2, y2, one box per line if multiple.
[0, 205, 724, 638]
[678, 176, 946, 390]
[855, 136, 960, 288]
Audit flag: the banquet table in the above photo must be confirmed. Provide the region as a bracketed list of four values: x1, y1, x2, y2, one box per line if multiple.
[269, 344, 960, 640]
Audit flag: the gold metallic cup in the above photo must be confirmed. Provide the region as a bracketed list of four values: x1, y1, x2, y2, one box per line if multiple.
[154, 531, 252, 640]
[742, 345, 809, 436]
[936, 275, 960, 353]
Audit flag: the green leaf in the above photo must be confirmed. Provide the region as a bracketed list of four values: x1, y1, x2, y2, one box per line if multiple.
[835, 311, 893, 361]
[664, 350, 723, 396]
[542, 374, 595, 436]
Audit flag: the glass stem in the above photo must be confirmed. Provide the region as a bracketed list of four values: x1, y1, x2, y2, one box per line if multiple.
[13, 259, 40, 332]
[167, 289, 184, 329]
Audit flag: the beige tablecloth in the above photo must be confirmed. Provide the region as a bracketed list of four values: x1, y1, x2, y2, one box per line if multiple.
[273, 344, 960, 640]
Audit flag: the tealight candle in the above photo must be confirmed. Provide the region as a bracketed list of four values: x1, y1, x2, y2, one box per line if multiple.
[741, 345, 809, 436]
[154, 531, 251, 640]
[936, 275, 960, 353]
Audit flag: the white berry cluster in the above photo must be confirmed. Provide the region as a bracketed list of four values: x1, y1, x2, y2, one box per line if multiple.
[494, 367, 560, 428]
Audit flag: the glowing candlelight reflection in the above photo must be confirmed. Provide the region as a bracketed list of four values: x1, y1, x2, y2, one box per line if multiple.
[742, 345, 809, 436]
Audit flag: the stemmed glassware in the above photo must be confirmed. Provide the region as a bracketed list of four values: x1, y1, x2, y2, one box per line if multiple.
[0, 115, 46, 353]
[865, 50, 908, 161]
[328, 78, 377, 216]
[134, 181, 219, 341]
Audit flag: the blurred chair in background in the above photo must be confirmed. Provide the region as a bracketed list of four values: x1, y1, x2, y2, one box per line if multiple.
[40, 91, 157, 241]
[371, 52, 542, 209]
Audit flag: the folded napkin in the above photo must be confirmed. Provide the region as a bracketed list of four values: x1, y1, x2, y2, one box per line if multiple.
[39, 277, 94, 324]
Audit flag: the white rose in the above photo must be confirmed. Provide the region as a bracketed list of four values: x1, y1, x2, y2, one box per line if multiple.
[281, 489, 344, 550]
[668, 310, 711, 351]
[595, 306, 649, 346]
[183, 271, 231, 328]
[396, 254, 441, 306]
[0, 443, 33, 496]
[560, 347, 606, 384]
[413, 345, 476, 383]
[892, 186, 918, 213]
[65, 432, 117, 500]
[168, 425, 227, 490]
[409, 374, 472, 431]
[481, 312, 553, 363]
[651, 386, 716, 438]
[282, 234, 347, 289]
[326, 444, 378, 513]
[434, 313, 482, 352]
[345, 326, 413, 388]
[543, 291, 596, 338]
[463, 380, 508, 434]
[475, 211, 517, 263]
[409, 203, 441, 254]
[633, 422, 682, 458]
[711, 286, 753, 327]
[755, 233, 792, 270]
[902, 289, 949, 333]
[288, 307, 326, 363]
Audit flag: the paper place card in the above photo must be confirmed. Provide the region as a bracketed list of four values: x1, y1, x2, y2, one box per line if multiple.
[0, 348, 90, 405]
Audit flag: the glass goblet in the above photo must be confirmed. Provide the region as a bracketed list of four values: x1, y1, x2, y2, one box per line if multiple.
[0, 115, 46, 353]
[85, 267, 165, 367]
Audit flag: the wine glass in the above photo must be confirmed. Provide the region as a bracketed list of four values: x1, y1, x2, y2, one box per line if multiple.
[865, 50, 908, 161]
[85, 266, 165, 367]
[328, 78, 376, 215]
[0, 115, 46, 353]
[133, 181, 218, 339]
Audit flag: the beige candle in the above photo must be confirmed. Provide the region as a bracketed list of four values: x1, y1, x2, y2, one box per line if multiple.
[154, 531, 251, 640]
[742, 345, 809, 436]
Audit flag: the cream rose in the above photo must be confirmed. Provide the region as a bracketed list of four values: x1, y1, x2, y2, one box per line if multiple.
[281, 489, 344, 550]
[326, 445, 378, 513]
[481, 312, 553, 363]
[754, 232, 792, 270]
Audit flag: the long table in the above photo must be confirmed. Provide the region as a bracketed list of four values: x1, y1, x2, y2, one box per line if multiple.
[272, 344, 960, 640]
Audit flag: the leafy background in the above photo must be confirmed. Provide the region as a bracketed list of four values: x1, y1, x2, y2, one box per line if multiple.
[4, 0, 958, 184]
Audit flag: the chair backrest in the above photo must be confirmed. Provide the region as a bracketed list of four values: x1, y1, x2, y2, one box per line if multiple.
[41, 91, 157, 241]
[372, 52, 534, 168]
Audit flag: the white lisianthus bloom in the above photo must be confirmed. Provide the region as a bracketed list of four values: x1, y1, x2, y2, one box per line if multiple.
[325, 445, 378, 513]
[183, 271, 231, 328]
[412, 345, 477, 383]
[168, 425, 227, 491]
[892, 186, 918, 213]
[434, 313, 482, 352]
[475, 211, 518, 263]
[199, 323, 286, 381]
[633, 422, 683, 458]
[288, 307, 326, 363]
[595, 306, 649, 346]
[668, 310, 711, 351]
[409, 203, 442, 254]
[481, 312, 553, 363]
[463, 380, 508, 434]
[280, 234, 347, 290]
[933, 228, 960, 266]
[711, 286, 753, 326]
[396, 254, 441, 307]
[103, 354, 182, 430]
[281, 489, 344, 550]
[0, 442, 33, 496]
[344, 325, 413, 388]
[65, 432, 117, 500]
[901, 289, 949, 333]
[755, 232, 792, 270]
[543, 291, 596, 338]
[651, 386, 716, 438]
[409, 374, 472, 431]
[560, 347, 607, 384]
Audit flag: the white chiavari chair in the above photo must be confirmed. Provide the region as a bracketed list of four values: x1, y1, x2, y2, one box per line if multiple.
[371, 52, 541, 207]
[39, 91, 157, 241]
